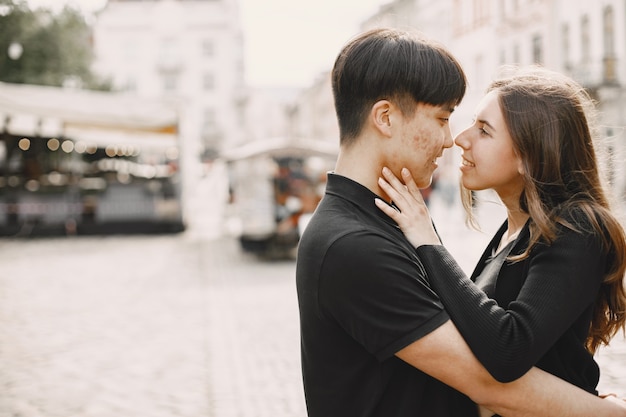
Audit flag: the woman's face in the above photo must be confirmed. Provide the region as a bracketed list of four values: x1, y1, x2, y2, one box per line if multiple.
[454, 90, 525, 200]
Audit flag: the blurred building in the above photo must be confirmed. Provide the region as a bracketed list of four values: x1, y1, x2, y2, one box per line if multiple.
[290, 0, 626, 202]
[242, 87, 301, 144]
[288, 72, 338, 148]
[91, 0, 246, 198]
[446, 0, 626, 201]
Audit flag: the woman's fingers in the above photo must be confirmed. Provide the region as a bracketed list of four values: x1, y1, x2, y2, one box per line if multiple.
[400, 167, 426, 205]
[376, 167, 441, 247]
[377, 179, 405, 214]
[374, 198, 399, 220]
[379, 167, 408, 205]
[382, 167, 405, 190]
[380, 167, 427, 213]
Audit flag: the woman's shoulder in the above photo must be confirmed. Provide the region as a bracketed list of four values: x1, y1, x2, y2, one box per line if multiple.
[555, 203, 599, 230]
[550, 204, 609, 250]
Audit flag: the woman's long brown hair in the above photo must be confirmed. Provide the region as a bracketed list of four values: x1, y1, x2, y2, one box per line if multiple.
[461, 67, 626, 353]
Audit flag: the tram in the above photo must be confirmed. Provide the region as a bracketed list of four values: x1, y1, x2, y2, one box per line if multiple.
[223, 137, 337, 258]
[0, 82, 185, 236]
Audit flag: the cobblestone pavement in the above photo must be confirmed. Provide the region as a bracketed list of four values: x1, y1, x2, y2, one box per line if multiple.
[0, 192, 624, 416]
[0, 233, 306, 417]
[0, 235, 210, 417]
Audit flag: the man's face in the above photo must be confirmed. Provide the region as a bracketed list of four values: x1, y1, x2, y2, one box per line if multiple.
[387, 102, 454, 188]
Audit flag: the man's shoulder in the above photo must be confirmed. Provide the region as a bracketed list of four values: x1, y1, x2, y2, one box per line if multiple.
[300, 210, 421, 274]
[301, 205, 390, 252]
[300, 218, 372, 267]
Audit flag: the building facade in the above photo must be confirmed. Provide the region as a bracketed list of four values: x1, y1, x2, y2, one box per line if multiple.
[291, 0, 626, 202]
[448, 0, 626, 201]
[288, 72, 338, 148]
[92, 0, 246, 198]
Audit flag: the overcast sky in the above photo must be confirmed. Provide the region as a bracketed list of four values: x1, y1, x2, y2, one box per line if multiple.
[24, 0, 389, 88]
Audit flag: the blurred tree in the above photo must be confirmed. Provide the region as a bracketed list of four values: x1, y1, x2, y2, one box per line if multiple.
[0, 0, 111, 90]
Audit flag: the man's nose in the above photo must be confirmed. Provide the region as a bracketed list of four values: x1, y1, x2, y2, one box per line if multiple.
[443, 127, 454, 148]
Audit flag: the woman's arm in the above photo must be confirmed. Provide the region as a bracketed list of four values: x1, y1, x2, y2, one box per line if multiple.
[397, 319, 626, 416]
[415, 238, 603, 382]
[376, 167, 605, 382]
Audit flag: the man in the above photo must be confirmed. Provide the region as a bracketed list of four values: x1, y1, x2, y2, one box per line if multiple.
[296, 27, 626, 417]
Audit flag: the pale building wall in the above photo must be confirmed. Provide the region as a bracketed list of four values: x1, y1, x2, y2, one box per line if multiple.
[92, 0, 246, 209]
[528, 0, 626, 200]
[242, 87, 300, 143]
[291, 0, 626, 202]
[290, 72, 338, 147]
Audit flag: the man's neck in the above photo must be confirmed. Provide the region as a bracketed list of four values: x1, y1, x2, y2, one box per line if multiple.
[334, 149, 389, 202]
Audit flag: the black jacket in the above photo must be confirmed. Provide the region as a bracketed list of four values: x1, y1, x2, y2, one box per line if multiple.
[416, 213, 606, 393]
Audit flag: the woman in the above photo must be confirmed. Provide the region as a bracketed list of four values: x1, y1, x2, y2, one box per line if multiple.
[376, 67, 626, 416]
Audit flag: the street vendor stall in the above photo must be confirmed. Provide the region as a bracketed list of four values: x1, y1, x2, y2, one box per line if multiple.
[0, 82, 184, 235]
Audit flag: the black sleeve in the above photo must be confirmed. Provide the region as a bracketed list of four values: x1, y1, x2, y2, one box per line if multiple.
[320, 230, 449, 361]
[415, 226, 606, 382]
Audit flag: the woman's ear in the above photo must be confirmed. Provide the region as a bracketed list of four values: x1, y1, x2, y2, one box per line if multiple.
[517, 157, 525, 176]
[371, 100, 392, 137]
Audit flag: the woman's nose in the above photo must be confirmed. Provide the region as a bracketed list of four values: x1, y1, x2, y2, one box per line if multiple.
[454, 129, 469, 149]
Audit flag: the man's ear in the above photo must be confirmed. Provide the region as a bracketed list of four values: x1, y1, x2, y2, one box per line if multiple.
[371, 100, 393, 137]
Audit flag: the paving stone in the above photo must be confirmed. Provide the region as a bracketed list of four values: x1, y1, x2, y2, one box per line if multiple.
[0, 188, 623, 416]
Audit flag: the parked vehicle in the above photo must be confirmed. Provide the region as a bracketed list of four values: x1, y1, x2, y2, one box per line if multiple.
[223, 137, 337, 258]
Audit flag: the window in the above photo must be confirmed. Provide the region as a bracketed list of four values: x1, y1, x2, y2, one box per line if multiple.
[473, 0, 490, 26]
[580, 15, 590, 66]
[532, 34, 543, 65]
[123, 39, 138, 61]
[474, 54, 484, 87]
[158, 37, 181, 72]
[453, 0, 469, 32]
[163, 74, 178, 92]
[561, 23, 571, 70]
[202, 39, 215, 58]
[603, 6, 616, 83]
[203, 73, 215, 91]
[452, 0, 462, 34]
[201, 107, 220, 150]
[160, 38, 179, 64]
[203, 108, 216, 129]
[603, 6, 615, 55]
[126, 77, 137, 92]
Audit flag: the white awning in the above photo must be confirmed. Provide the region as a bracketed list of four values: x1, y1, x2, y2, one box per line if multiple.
[0, 82, 178, 145]
[64, 125, 177, 150]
